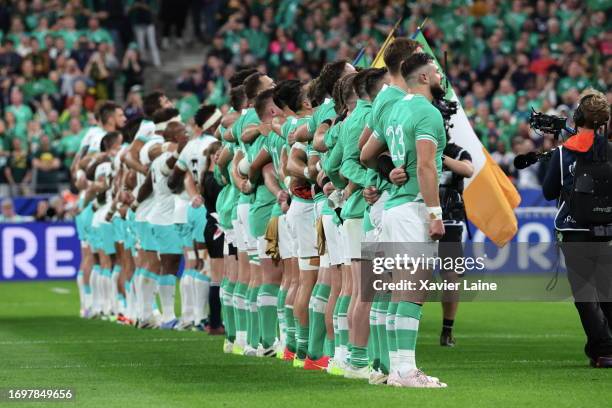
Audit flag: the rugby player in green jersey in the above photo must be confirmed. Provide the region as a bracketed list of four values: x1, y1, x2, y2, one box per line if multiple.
[361, 52, 448, 388]
[231, 71, 275, 356]
[359, 38, 422, 384]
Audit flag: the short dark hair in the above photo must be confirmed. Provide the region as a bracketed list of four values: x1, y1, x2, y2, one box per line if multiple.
[384, 38, 421, 75]
[244, 72, 263, 100]
[254, 88, 275, 118]
[143, 91, 165, 118]
[229, 85, 246, 111]
[400, 52, 434, 81]
[194, 104, 218, 128]
[307, 78, 325, 108]
[273, 80, 303, 113]
[101, 131, 121, 152]
[229, 68, 259, 88]
[152, 107, 180, 124]
[122, 117, 142, 143]
[365, 67, 388, 99]
[318, 60, 348, 96]
[352, 69, 372, 99]
[98, 101, 121, 125]
[332, 72, 357, 114]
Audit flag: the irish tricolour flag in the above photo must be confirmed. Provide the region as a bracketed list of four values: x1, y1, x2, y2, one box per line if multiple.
[413, 32, 520, 246]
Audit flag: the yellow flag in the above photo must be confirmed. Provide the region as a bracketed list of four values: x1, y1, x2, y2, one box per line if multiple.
[370, 18, 402, 68]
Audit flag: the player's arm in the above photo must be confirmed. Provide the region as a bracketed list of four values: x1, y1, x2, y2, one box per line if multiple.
[279, 146, 289, 182]
[168, 165, 186, 193]
[313, 122, 331, 152]
[136, 172, 153, 204]
[360, 134, 387, 169]
[443, 155, 474, 178]
[292, 123, 312, 143]
[358, 126, 373, 150]
[262, 162, 282, 197]
[416, 139, 440, 207]
[241, 124, 261, 143]
[248, 148, 272, 184]
[323, 138, 346, 188]
[287, 145, 310, 180]
[85, 154, 108, 180]
[224, 127, 236, 142]
[124, 139, 148, 174]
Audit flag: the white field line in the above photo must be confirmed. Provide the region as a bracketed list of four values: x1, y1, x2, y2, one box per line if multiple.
[0, 337, 207, 345]
[51, 287, 71, 295]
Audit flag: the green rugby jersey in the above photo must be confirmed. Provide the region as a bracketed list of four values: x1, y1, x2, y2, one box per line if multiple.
[366, 84, 408, 193]
[338, 99, 371, 220]
[264, 128, 288, 217]
[248, 132, 276, 237]
[382, 93, 446, 210]
[232, 108, 261, 205]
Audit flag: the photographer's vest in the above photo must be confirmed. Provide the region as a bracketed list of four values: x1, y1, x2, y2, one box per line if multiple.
[554, 145, 589, 232]
[556, 130, 612, 232]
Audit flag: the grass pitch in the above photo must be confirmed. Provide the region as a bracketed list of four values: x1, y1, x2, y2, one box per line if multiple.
[0, 281, 610, 408]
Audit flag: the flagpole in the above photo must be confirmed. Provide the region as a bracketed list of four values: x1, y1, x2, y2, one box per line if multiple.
[410, 17, 428, 39]
[352, 47, 366, 66]
[370, 17, 403, 68]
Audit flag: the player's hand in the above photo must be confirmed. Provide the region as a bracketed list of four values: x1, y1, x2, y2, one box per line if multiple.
[429, 219, 445, 241]
[288, 130, 297, 146]
[105, 211, 113, 222]
[280, 200, 290, 213]
[363, 186, 380, 205]
[191, 195, 204, 208]
[177, 135, 189, 152]
[389, 166, 408, 186]
[322, 182, 335, 196]
[276, 190, 289, 204]
[259, 123, 272, 136]
[239, 179, 252, 194]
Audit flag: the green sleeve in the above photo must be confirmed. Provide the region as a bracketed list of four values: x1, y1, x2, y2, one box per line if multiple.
[323, 136, 346, 189]
[340, 158, 368, 187]
[414, 106, 445, 145]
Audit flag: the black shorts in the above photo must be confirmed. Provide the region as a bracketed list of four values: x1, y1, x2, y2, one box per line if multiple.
[204, 217, 224, 259]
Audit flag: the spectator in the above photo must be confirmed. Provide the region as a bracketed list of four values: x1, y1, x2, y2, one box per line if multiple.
[124, 86, 144, 121]
[57, 118, 85, 172]
[34, 199, 50, 221]
[129, 0, 161, 67]
[49, 195, 71, 221]
[0, 198, 32, 222]
[32, 135, 61, 194]
[159, 0, 190, 49]
[122, 44, 144, 97]
[6, 88, 32, 135]
[0, 39, 22, 75]
[4, 138, 31, 196]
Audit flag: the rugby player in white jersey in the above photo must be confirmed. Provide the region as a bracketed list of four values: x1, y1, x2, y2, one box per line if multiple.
[122, 93, 173, 326]
[168, 105, 221, 331]
[136, 113, 189, 330]
[80, 102, 126, 319]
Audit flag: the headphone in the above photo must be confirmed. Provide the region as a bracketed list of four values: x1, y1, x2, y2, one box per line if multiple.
[572, 94, 594, 128]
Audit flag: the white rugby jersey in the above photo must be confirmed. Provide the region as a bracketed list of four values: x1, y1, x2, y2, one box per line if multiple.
[134, 135, 164, 222]
[146, 152, 175, 226]
[172, 134, 217, 224]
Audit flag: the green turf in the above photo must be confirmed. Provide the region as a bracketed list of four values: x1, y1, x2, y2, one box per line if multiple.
[0, 281, 610, 408]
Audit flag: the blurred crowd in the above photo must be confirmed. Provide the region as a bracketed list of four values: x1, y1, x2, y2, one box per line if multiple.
[0, 0, 154, 197]
[0, 0, 610, 200]
[180, 0, 609, 189]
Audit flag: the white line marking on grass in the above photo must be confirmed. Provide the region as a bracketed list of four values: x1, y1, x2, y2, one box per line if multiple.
[51, 287, 71, 295]
[0, 337, 207, 345]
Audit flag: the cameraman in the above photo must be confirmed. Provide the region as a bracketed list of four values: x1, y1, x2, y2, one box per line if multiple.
[438, 141, 473, 347]
[542, 89, 612, 368]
